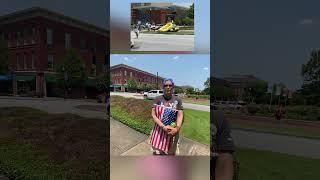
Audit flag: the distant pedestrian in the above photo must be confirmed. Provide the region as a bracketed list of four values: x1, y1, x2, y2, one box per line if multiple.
[275, 104, 284, 122]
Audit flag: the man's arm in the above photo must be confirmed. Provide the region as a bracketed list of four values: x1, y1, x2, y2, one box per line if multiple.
[215, 153, 234, 180]
[214, 112, 235, 180]
[151, 108, 170, 131]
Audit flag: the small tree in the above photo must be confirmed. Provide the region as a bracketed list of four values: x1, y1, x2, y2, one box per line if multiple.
[187, 3, 194, 19]
[127, 78, 138, 92]
[96, 73, 110, 92]
[56, 49, 87, 95]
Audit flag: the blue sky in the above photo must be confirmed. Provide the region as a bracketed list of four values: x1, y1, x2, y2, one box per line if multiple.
[111, 54, 210, 90]
[214, 0, 320, 90]
[110, 0, 210, 53]
[0, 0, 108, 29]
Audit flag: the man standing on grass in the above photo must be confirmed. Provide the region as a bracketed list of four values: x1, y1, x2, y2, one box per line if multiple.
[150, 78, 183, 155]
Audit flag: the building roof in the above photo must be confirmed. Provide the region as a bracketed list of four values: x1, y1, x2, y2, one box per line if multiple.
[110, 64, 164, 80]
[0, 7, 108, 37]
[132, 3, 189, 10]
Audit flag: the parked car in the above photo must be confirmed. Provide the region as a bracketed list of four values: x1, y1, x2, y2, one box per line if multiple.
[212, 101, 244, 110]
[144, 90, 163, 100]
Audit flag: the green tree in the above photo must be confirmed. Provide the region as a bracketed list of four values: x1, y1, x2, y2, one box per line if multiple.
[212, 85, 233, 101]
[203, 77, 210, 95]
[0, 39, 8, 75]
[56, 49, 87, 92]
[95, 73, 110, 91]
[300, 49, 320, 105]
[186, 87, 195, 94]
[182, 17, 194, 26]
[187, 3, 194, 19]
[245, 80, 268, 104]
[127, 78, 138, 92]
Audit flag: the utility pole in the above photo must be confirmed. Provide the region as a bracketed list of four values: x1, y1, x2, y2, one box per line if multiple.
[156, 72, 158, 89]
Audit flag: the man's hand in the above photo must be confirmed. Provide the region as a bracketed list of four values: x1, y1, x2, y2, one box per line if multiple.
[168, 127, 179, 136]
[163, 125, 172, 132]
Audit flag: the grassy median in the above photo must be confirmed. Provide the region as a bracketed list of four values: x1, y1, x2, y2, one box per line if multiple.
[0, 107, 107, 179]
[236, 147, 320, 180]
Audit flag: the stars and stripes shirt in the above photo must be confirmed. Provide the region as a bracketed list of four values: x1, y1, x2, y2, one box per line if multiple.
[150, 105, 178, 153]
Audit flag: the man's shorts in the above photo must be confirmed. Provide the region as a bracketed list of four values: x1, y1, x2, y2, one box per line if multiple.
[151, 133, 180, 155]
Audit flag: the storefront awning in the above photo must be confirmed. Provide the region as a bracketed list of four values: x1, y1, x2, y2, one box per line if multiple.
[0, 75, 11, 81]
[16, 75, 35, 81]
[86, 78, 97, 87]
[45, 74, 57, 83]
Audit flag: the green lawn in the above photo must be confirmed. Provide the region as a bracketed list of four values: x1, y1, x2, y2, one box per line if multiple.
[231, 121, 320, 140]
[182, 98, 210, 106]
[0, 107, 107, 179]
[181, 109, 210, 145]
[236, 147, 320, 180]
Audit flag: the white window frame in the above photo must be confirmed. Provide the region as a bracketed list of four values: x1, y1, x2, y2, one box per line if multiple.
[46, 28, 53, 45]
[48, 54, 54, 69]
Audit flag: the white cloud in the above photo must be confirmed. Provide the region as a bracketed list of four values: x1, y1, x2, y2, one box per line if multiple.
[173, 56, 180, 60]
[123, 57, 133, 63]
[203, 67, 209, 71]
[299, 19, 314, 25]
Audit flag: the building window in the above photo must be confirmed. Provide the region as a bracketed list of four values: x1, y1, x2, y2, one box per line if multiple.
[65, 33, 71, 48]
[48, 54, 54, 69]
[124, 70, 127, 76]
[91, 64, 97, 76]
[46, 28, 53, 45]
[31, 52, 35, 69]
[130, 72, 132, 77]
[91, 38, 96, 52]
[124, 79, 127, 84]
[80, 38, 87, 49]
[16, 54, 20, 70]
[23, 54, 27, 70]
[17, 32, 21, 46]
[32, 28, 36, 44]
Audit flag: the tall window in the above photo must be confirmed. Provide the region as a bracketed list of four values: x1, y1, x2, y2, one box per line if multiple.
[23, 54, 27, 70]
[16, 54, 20, 70]
[124, 70, 127, 76]
[80, 38, 87, 49]
[31, 52, 35, 69]
[48, 54, 54, 69]
[32, 28, 36, 44]
[46, 28, 53, 45]
[130, 72, 132, 77]
[17, 32, 21, 46]
[65, 33, 71, 48]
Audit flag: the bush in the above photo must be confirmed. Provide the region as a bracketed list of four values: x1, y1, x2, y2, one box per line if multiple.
[187, 94, 209, 99]
[247, 105, 260, 115]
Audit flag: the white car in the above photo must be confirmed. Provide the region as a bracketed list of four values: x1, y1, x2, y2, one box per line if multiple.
[144, 90, 163, 100]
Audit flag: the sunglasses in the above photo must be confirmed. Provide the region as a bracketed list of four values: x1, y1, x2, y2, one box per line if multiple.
[164, 84, 173, 87]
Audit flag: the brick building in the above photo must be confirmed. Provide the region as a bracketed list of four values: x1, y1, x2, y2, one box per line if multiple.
[222, 75, 262, 100]
[110, 64, 164, 92]
[131, 3, 189, 25]
[0, 7, 108, 98]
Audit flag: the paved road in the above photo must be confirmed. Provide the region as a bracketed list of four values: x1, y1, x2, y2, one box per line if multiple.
[110, 92, 210, 112]
[131, 31, 194, 51]
[232, 129, 320, 159]
[0, 96, 106, 119]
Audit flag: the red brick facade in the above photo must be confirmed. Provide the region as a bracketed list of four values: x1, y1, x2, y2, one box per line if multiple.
[110, 64, 164, 92]
[0, 7, 108, 97]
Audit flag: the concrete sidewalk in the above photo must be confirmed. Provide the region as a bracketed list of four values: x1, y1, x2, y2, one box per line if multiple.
[110, 118, 210, 156]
